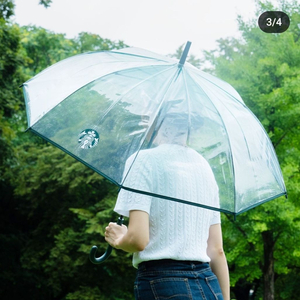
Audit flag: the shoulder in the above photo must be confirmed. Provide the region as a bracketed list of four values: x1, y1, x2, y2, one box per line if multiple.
[187, 148, 213, 168]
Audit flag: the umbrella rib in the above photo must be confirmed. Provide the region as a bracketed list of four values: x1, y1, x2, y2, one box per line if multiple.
[98, 64, 177, 123]
[188, 67, 246, 106]
[138, 66, 187, 147]
[187, 70, 286, 209]
[181, 68, 192, 145]
[121, 66, 184, 186]
[184, 70, 238, 212]
[205, 90, 274, 210]
[108, 50, 175, 64]
[28, 61, 176, 127]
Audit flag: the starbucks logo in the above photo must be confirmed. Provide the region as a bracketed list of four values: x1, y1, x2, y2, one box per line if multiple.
[78, 129, 99, 149]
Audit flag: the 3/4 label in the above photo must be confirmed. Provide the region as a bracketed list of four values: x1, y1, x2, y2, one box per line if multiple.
[258, 11, 290, 33]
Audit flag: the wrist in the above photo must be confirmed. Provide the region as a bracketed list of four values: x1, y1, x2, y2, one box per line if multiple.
[113, 237, 123, 250]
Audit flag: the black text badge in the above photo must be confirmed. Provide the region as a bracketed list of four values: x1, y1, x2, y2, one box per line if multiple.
[258, 11, 290, 33]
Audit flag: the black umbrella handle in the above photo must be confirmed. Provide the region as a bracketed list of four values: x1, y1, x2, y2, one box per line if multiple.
[89, 215, 124, 264]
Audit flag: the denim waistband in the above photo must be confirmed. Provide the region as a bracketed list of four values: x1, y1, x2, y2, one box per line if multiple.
[138, 259, 208, 270]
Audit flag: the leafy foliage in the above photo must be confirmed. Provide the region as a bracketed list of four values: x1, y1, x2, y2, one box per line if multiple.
[39, 0, 52, 8]
[20, 26, 76, 75]
[74, 32, 128, 53]
[0, 0, 53, 20]
[0, 7, 133, 298]
[7, 142, 135, 299]
[0, 0, 14, 19]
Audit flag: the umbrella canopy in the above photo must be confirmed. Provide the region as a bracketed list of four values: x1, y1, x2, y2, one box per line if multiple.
[22, 42, 287, 216]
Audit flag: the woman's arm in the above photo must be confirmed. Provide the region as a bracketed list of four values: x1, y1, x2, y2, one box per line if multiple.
[207, 223, 230, 300]
[105, 210, 149, 253]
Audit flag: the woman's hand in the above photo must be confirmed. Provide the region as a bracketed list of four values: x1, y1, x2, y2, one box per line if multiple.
[104, 211, 149, 253]
[105, 222, 128, 249]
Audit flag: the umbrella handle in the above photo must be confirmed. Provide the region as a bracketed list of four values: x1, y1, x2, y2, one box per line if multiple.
[89, 215, 124, 264]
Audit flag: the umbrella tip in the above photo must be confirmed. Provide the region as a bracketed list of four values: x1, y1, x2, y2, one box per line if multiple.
[178, 41, 192, 67]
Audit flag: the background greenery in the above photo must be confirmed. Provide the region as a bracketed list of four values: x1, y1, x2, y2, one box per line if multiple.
[0, 0, 299, 299]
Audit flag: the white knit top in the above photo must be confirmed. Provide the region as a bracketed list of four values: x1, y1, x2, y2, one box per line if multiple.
[114, 144, 220, 268]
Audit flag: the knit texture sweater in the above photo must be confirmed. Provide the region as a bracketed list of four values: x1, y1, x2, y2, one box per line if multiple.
[114, 144, 220, 268]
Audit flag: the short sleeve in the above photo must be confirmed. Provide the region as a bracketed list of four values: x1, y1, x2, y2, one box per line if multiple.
[114, 189, 152, 217]
[114, 151, 153, 217]
[210, 210, 221, 225]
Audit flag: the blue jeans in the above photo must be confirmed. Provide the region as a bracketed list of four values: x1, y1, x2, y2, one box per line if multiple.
[134, 259, 223, 300]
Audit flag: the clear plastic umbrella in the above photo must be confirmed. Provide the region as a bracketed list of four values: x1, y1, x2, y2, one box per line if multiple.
[22, 42, 287, 262]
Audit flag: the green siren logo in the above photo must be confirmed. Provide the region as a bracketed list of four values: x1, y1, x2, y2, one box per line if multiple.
[78, 129, 99, 149]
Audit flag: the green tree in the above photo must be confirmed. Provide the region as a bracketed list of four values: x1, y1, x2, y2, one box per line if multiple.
[39, 0, 52, 8]
[0, 15, 132, 298]
[0, 5, 29, 299]
[20, 26, 77, 75]
[73, 32, 127, 53]
[7, 143, 135, 299]
[0, 0, 14, 19]
[0, 1, 129, 296]
[0, 20, 24, 117]
[0, 0, 52, 20]
[0, 3, 25, 218]
[20, 27, 128, 76]
[205, 1, 300, 299]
